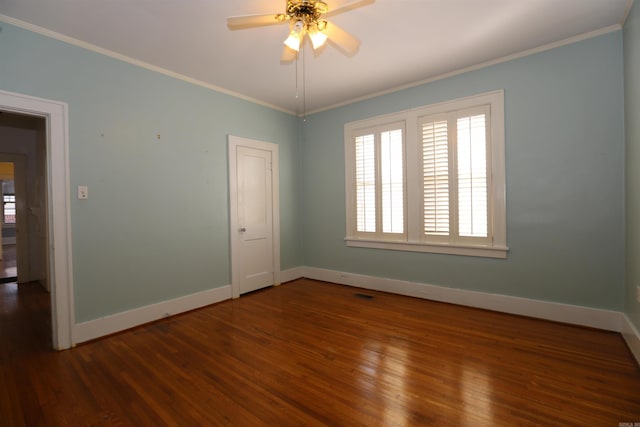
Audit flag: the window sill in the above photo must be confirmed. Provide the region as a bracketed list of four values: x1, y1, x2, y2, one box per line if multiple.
[345, 238, 508, 259]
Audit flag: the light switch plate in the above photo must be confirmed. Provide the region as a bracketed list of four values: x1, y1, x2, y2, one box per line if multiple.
[77, 185, 88, 199]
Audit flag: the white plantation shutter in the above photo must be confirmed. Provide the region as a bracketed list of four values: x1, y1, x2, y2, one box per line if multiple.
[381, 129, 404, 233]
[355, 134, 376, 232]
[421, 119, 450, 236]
[457, 113, 488, 238]
[353, 124, 405, 237]
[419, 107, 491, 243]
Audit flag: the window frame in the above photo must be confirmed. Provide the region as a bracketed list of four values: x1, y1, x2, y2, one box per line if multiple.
[344, 90, 507, 259]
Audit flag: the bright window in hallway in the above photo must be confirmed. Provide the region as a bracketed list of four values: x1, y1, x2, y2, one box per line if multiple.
[3, 194, 16, 224]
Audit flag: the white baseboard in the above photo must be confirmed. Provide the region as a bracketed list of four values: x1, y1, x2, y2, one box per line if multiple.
[73, 285, 232, 345]
[301, 266, 624, 332]
[72, 268, 306, 345]
[72, 267, 303, 345]
[621, 315, 640, 366]
[280, 267, 305, 284]
[70, 267, 640, 367]
[293, 267, 640, 365]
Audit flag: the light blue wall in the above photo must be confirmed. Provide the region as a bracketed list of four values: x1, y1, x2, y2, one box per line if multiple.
[301, 32, 626, 310]
[625, 2, 640, 330]
[0, 20, 629, 322]
[0, 23, 301, 322]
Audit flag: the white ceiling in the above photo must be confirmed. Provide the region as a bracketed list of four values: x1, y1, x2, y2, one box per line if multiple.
[0, 0, 632, 114]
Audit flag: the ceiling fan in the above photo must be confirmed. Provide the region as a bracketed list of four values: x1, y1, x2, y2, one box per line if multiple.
[227, 0, 374, 62]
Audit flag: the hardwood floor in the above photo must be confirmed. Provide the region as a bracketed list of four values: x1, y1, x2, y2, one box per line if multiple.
[1, 278, 639, 426]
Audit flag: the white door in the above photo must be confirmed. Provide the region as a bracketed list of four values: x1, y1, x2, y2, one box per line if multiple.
[228, 136, 280, 297]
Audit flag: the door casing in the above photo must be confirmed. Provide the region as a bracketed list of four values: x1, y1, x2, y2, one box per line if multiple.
[228, 135, 280, 298]
[0, 89, 74, 350]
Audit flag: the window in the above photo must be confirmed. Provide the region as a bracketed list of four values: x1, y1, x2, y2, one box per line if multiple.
[3, 194, 16, 224]
[345, 90, 507, 258]
[354, 122, 405, 239]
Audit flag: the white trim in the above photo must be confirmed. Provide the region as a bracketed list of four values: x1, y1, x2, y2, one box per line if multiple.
[280, 267, 305, 283]
[73, 285, 232, 344]
[622, 0, 635, 26]
[621, 314, 640, 366]
[0, 14, 292, 116]
[345, 238, 508, 259]
[309, 25, 622, 115]
[300, 266, 623, 332]
[68, 266, 640, 366]
[345, 90, 507, 259]
[74, 267, 303, 344]
[245, 266, 640, 365]
[228, 135, 281, 298]
[0, 90, 74, 350]
[0, 14, 622, 118]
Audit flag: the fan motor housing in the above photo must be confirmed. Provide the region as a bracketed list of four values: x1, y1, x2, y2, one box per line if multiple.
[286, 0, 328, 23]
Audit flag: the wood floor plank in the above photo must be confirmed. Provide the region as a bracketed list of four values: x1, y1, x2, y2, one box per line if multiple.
[1, 279, 639, 425]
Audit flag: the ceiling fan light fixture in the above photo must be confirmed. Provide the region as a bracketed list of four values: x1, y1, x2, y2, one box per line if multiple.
[309, 23, 328, 49]
[316, 19, 327, 32]
[284, 20, 304, 51]
[284, 34, 301, 51]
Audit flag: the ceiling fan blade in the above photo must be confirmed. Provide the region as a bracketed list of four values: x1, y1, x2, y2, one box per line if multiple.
[227, 13, 284, 30]
[281, 46, 298, 63]
[324, 22, 361, 56]
[324, 0, 374, 18]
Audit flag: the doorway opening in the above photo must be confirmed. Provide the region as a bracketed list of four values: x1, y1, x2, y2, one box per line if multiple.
[0, 89, 74, 350]
[0, 161, 18, 283]
[0, 112, 50, 353]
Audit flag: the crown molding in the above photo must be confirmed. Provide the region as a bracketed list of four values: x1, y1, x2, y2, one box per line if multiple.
[308, 24, 623, 115]
[0, 14, 296, 116]
[0, 14, 623, 118]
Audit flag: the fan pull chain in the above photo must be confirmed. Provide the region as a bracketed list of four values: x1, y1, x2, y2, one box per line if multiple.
[295, 55, 300, 117]
[302, 49, 307, 121]
[294, 49, 307, 120]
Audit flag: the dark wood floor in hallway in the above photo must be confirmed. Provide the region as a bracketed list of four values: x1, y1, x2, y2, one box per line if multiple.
[1, 278, 639, 426]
